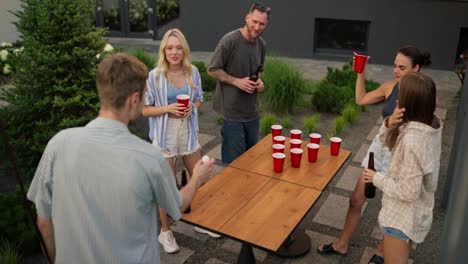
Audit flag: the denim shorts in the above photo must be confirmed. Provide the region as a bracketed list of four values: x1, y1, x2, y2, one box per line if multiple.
[382, 226, 410, 242]
[154, 117, 200, 158]
[361, 133, 391, 174]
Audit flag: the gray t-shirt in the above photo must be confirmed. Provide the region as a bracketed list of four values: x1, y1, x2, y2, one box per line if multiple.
[209, 29, 266, 121]
[27, 117, 182, 264]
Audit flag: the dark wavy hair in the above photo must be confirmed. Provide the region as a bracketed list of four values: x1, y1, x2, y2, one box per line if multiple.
[386, 72, 436, 150]
[397, 46, 432, 70]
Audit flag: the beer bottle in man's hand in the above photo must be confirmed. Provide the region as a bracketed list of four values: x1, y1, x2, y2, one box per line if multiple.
[249, 64, 263, 82]
[364, 152, 376, 199]
[180, 169, 191, 213]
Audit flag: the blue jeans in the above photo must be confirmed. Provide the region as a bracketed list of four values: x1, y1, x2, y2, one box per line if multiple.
[221, 118, 259, 164]
[382, 226, 410, 242]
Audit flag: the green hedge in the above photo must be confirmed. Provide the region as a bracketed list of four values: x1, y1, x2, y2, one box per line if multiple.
[192, 61, 217, 92]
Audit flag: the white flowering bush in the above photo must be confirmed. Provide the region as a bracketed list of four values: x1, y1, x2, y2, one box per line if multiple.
[0, 42, 23, 76]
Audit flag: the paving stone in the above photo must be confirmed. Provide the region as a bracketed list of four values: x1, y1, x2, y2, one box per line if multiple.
[171, 221, 210, 241]
[284, 230, 342, 264]
[221, 239, 268, 262]
[313, 193, 367, 230]
[371, 224, 417, 250]
[206, 144, 222, 161]
[159, 245, 194, 264]
[366, 126, 380, 141]
[336, 166, 362, 191]
[360, 246, 413, 263]
[352, 144, 370, 163]
[199, 133, 216, 148]
[376, 116, 383, 125]
[204, 258, 231, 264]
[435, 107, 447, 120]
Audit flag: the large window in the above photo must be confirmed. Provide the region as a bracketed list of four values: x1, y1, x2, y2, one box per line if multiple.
[314, 18, 370, 55]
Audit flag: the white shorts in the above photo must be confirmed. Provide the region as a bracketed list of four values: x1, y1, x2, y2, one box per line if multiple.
[153, 117, 200, 158]
[361, 134, 391, 174]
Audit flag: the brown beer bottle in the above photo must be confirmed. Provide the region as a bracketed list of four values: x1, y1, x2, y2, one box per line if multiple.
[249, 64, 263, 82]
[364, 152, 376, 199]
[181, 169, 191, 213]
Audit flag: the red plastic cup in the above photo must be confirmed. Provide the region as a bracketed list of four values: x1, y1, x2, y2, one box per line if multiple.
[330, 137, 342, 156]
[290, 129, 302, 140]
[354, 54, 369, 73]
[290, 139, 302, 149]
[272, 152, 286, 173]
[307, 143, 320, 162]
[290, 148, 303, 168]
[272, 144, 285, 153]
[176, 94, 190, 110]
[271, 125, 283, 141]
[309, 133, 321, 145]
[273, 135, 286, 145]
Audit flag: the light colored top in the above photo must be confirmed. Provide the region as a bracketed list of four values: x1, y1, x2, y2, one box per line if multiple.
[27, 117, 182, 264]
[373, 115, 443, 243]
[167, 83, 189, 104]
[145, 65, 203, 150]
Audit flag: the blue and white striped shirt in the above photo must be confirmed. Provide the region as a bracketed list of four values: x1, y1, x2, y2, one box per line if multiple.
[27, 117, 182, 263]
[145, 65, 204, 152]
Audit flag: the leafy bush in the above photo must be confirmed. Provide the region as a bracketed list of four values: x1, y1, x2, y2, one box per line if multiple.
[262, 57, 307, 113]
[341, 104, 358, 125]
[0, 0, 107, 179]
[281, 116, 292, 129]
[334, 116, 347, 135]
[128, 48, 156, 70]
[312, 62, 380, 113]
[0, 238, 22, 264]
[157, 0, 180, 25]
[260, 113, 277, 136]
[192, 61, 217, 92]
[0, 189, 38, 255]
[0, 42, 23, 77]
[303, 114, 320, 134]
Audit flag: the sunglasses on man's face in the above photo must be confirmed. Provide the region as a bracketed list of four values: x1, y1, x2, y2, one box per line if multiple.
[251, 2, 271, 15]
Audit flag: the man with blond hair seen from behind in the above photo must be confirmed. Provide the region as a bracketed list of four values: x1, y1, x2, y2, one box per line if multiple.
[208, 2, 270, 164]
[27, 53, 215, 263]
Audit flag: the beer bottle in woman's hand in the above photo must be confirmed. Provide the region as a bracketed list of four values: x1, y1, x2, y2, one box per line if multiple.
[364, 152, 376, 199]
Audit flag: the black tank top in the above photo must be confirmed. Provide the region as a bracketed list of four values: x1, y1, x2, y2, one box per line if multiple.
[381, 83, 399, 118]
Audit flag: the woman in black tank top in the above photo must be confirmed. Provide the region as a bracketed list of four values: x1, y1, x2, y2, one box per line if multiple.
[318, 46, 431, 263]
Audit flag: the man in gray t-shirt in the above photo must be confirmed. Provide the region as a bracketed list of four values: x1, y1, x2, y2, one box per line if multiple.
[208, 2, 270, 164]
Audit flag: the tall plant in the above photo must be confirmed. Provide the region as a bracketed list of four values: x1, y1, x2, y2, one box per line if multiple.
[0, 0, 107, 179]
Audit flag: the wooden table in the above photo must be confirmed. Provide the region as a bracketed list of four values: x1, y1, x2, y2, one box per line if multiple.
[182, 134, 351, 263]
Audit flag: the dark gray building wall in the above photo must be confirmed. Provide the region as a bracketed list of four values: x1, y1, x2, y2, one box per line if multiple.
[178, 0, 468, 69]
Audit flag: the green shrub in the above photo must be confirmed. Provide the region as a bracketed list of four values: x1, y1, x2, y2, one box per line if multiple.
[0, 189, 38, 256]
[0, 0, 107, 180]
[192, 61, 217, 92]
[262, 57, 307, 113]
[303, 114, 320, 134]
[312, 62, 380, 113]
[216, 116, 222, 125]
[334, 116, 347, 135]
[203, 91, 213, 101]
[157, 0, 180, 25]
[303, 82, 318, 94]
[128, 48, 156, 70]
[341, 104, 358, 125]
[282, 116, 292, 129]
[0, 43, 23, 77]
[260, 113, 277, 136]
[0, 238, 22, 264]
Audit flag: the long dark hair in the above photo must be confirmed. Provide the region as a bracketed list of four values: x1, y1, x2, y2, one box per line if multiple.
[386, 72, 437, 150]
[398, 46, 432, 70]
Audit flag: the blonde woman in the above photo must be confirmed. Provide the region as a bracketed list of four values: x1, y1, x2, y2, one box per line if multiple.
[143, 29, 220, 254]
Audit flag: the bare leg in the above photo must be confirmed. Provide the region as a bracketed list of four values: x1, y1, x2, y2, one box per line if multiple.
[383, 234, 411, 264]
[318, 169, 369, 254]
[182, 150, 202, 178]
[160, 157, 177, 231]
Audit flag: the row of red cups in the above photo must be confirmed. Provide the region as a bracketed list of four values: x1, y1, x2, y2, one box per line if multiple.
[272, 125, 321, 144]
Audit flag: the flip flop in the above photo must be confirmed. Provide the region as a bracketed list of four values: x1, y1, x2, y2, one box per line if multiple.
[317, 243, 347, 256]
[368, 254, 384, 264]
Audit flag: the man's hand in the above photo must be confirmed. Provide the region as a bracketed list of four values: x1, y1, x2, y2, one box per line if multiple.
[191, 157, 215, 187]
[233, 77, 257, 94]
[255, 78, 265, 92]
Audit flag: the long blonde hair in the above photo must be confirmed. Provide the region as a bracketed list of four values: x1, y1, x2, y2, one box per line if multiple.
[156, 28, 195, 89]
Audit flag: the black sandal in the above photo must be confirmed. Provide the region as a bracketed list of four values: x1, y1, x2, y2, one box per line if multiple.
[317, 243, 347, 256]
[368, 253, 384, 264]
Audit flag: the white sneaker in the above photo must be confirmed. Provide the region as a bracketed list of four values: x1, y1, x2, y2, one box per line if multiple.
[194, 227, 221, 238]
[158, 230, 179, 253]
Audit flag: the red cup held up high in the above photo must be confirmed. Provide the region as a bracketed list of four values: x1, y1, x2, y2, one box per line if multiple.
[353, 54, 370, 73]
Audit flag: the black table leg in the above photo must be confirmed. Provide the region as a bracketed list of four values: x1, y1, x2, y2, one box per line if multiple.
[237, 243, 255, 264]
[275, 230, 311, 258]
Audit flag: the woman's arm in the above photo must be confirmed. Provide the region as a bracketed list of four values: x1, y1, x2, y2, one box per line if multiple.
[355, 76, 395, 105]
